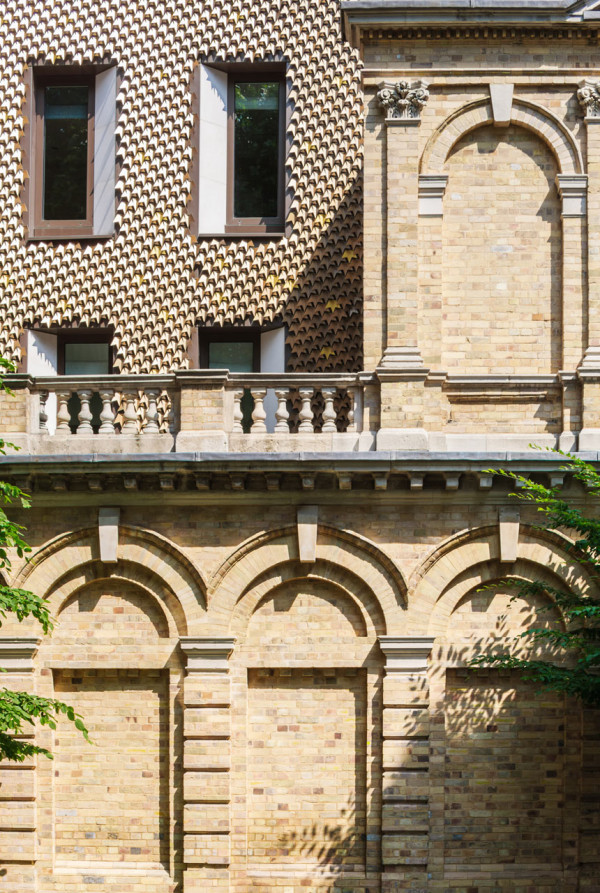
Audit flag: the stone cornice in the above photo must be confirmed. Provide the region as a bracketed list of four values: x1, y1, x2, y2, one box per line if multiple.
[342, 3, 600, 44]
[0, 452, 596, 499]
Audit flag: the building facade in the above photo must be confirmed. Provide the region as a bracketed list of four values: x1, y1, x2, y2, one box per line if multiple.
[1, 1, 600, 891]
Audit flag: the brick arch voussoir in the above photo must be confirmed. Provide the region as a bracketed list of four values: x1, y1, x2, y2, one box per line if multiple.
[47, 561, 186, 638]
[421, 97, 581, 175]
[15, 524, 206, 632]
[208, 524, 406, 630]
[229, 559, 387, 638]
[411, 524, 594, 638]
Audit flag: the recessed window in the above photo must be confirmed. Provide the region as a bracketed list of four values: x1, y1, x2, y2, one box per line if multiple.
[27, 67, 117, 240]
[63, 341, 111, 375]
[42, 84, 92, 222]
[199, 328, 260, 372]
[196, 64, 286, 237]
[230, 79, 283, 224]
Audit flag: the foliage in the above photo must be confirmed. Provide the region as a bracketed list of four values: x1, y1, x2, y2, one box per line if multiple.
[0, 358, 89, 761]
[471, 452, 600, 708]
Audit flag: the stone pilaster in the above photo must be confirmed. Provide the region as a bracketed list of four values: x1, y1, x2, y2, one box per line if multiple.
[375, 82, 431, 450]
[555, 175, 588, 371]
[377, 81, 428, 373]
[579, 84, 600, 369]
[180, 637, 235, 892]
[378, 636, 434, 892]
[0, 638, 40, 893]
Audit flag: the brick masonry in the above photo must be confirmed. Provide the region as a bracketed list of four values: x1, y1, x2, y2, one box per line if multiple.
[0, 494, 598, 891]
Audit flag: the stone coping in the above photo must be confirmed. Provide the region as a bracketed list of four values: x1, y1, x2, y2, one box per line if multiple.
[0, 449, 597, 465]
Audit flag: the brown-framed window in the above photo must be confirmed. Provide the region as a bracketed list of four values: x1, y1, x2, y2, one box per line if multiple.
[225, 74, 285, 235]
[33, 73, 95, 239]
[57, 330, 113, 376]
[198, 327, 260, 372]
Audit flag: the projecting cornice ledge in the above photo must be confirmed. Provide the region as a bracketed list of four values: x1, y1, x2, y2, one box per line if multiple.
[341, 0, 600, 42]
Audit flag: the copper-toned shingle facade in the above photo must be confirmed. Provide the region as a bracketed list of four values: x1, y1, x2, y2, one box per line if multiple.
[0, 0, 362, 373]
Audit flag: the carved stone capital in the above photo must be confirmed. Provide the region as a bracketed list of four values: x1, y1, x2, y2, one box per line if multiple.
[377, 80, 429, 121]
[578, 79, 600, 118]
[180, 636, 236, 672]
[378, 636, 435, 672]
[0, 637, 41, 672]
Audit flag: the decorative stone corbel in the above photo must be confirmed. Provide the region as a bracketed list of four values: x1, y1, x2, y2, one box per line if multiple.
[180, 637, 236, 672]
[578, 79, 600, 118]
[498, 507, 519, 564]
[378, 636, 435, 673]
[377, 80, 429, 122]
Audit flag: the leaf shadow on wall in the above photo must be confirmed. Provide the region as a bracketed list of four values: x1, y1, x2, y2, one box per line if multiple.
[248, 666, 380, 890]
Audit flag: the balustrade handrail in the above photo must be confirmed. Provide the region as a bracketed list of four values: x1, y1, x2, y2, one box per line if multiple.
[31, 374, 176, 391]
[225, 372, 363, 388]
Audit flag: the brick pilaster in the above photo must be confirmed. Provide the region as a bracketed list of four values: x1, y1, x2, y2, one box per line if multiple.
[0, 638, 41, 893]
[378, 636, 434, 893]
[180, 637, 235, 892]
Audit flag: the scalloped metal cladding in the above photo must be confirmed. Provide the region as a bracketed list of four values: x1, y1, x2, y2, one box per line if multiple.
[0, 0, 363, 373]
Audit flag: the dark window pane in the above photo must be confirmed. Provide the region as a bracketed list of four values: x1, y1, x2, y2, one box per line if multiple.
[64, 342, 109, 375]
[43, 86, 89, 220]
[233, 81, 280, 219]
[208, 341, 254, 372]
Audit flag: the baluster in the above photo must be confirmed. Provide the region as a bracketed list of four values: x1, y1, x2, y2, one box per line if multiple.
[76, 389, 94, 435]
[144, 388, 160, 434]
[321, 387, 337, 432]
[164, 392, 175, 434]
[347, 387, 357, 433]
[98, 389, 116, 434]
[298, 388, 314, 432]
[232, 390, 244, 433]
[39, 391, 49, 433]
[251, 388, 267, 433]
[121, 389, 138, 434]
[56, 390, 72, 434]
[274, 388, 290, 432]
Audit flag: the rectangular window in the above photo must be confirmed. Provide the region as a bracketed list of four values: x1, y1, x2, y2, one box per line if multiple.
[34, 75, 94, 236]
[195, 64, 286, 237]
[227, 75, 285, 233]
[231, 81, 281, 220]
[63, 341, 111, 376]
[199, 328, 260, 372]
[27, 67, 117, 240]
[42, 84, 92, 222]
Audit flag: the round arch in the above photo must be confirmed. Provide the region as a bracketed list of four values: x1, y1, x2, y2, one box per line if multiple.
[48, 561, 187, 637]
[15, 524, 206, 633]
[230, 559, 387, 639]
[420, 97, 582, 175]
[208, 523, 407, 632]
[410, 524, 595, 639]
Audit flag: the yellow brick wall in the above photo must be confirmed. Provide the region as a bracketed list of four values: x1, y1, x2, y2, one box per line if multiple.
[2, 503, 598, 892]
[444, 671, 565, 874]
[246, 668, 367, 885]
[439, 125, 561, 374]
[52, 669, 173, 889]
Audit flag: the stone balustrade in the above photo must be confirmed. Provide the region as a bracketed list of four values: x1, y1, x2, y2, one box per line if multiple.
[0, 370, 576, 454]
[226, 372, 362, 435]
[34, 375, 175, 437]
